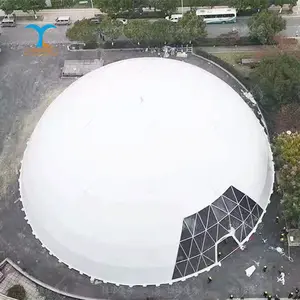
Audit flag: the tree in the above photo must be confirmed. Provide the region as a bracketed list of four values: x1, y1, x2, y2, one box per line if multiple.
[175, 10, 207, 44]
[149, 0, 177, 15]
[124, 20, 152, 45]
[273, 131, 300, 228]
[151, 19, 176, 45]
[66, 19, 99, 43]
[94, 0, 131, 15]
[251, 54, 300, 111]
[248, 10, 286, 44]
[21, 0, 46, 18]
[7, 285, 26, 300]
[0, 0, 17, 14]
[227, 0, 268, 10]
[274, 0, 297, 7]
[99, 17, 123, 45]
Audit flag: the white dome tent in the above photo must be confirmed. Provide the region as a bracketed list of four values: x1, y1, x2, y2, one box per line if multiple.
[19, 57, 274, 286]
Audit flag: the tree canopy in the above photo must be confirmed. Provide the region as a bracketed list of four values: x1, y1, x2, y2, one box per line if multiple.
[21, 0, 46, 15]
[251, 54, 300, 111]
[123, 19, 152, 44]
[123, 11, 206, 45]
[273, 131, 300, 228]
[0, 0, 45, 14]
[248, 10, 286, 44]
[99, 17, 123, 43]
[66, 19, 100, 43]
[0, 0, 17, 14]
[175, 10, 207, 43]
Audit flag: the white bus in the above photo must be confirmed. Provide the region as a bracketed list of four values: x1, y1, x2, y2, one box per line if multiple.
[196, 8, 237, 24]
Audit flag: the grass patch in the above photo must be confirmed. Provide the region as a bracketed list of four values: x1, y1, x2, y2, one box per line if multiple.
[213, 51, 256, 77]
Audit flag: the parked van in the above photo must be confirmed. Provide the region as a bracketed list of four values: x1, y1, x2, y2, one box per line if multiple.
[165, 14, 183, 23]
[55, 16, 71, 25]
[1, 14, 16, 27]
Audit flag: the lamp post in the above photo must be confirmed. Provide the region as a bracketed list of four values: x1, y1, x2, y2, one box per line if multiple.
[181, 0, 184, 14]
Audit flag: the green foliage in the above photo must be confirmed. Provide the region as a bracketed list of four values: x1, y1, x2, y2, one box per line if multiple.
[123, 19, 152, 44]
[251, 54, 300, 111]
[0, 0, 18, 13]
[273, 131, 300, 227]
[66, 19, 99, 43]
[149, 0, 177, 14]
[227, 0, 268, 10]
[94, 0, 131, 15]
[175, 10, 207, 43]
[21, 0, 46, 14]
[123, 11, 206, 45]
[274, 0, 297, 6]
[248, 10, 286, 44]
[99, 17, 123, 42]
[7, 285, 26, 300]
[50, 0, 73, 8]
[151, 19, 175, 44]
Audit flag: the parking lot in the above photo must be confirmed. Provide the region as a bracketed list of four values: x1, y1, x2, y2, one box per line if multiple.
[0, 22, 69, 45]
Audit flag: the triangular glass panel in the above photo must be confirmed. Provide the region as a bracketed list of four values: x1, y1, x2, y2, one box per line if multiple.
[231, 206, 243, 221]
[172, 265, 182, 279]
[202, 254, 214, 267]
[247, 196, 256, 211]
[220, 215, 230, 230]
[229, 215, 243, 229]
[244, 224, 253, 236]
[211, 205, 227, 221]
[223, 196, 237, 212]
[194, 232, 205, 252]
[202, 231, 215, 252]
[176, 260, 188, 276]
[180, 238, 192, 257]
[203, 246, 215, 263]
[244, 214, 254, 228]
[257, 205, 263, 217]
[235, 225, 243, 242]
[190, 239, 200, 257]
[194, 213, 205, 235]
[212, 196, 227, 213]
[251, 205, 260, 219]
[217, 224, 228, 240]
[185, 260, 195, 275]
[240, 205, 250, 221]
[252, 213, 259, 224]
[176, 245, 188, 262]
[240, 196, 251, 212]
[184, 214, 197, 236]
[199, 206, 210, 229]
[232, 186, 245, 202]
[240, 225, 247, 241]
[198, 255, 206, 270]
[223, 186, 238, 203]
[207, 206, 218, 228]
[190, 255, 200, 272]
[207, 225, 218, 242]
[180, 220, 192, 241]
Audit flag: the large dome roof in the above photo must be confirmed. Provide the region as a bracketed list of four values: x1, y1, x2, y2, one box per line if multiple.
[19, 57, 274, 286]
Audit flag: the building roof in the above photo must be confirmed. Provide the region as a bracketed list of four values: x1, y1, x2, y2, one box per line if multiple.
[19, 58, 274, 286]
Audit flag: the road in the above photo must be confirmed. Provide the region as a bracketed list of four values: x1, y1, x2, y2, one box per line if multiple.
[0, 14, 300, 46]
[206, 15, 300, 37]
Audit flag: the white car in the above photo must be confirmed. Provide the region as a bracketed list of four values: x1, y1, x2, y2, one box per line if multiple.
[165, 14, 183, 23]
[117, 18, 128, 25]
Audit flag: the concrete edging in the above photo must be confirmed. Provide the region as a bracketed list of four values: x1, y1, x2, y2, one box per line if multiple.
[0, 258, 108, 300]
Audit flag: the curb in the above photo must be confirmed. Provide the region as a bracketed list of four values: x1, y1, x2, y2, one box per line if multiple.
[0, 258, 108, 300]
